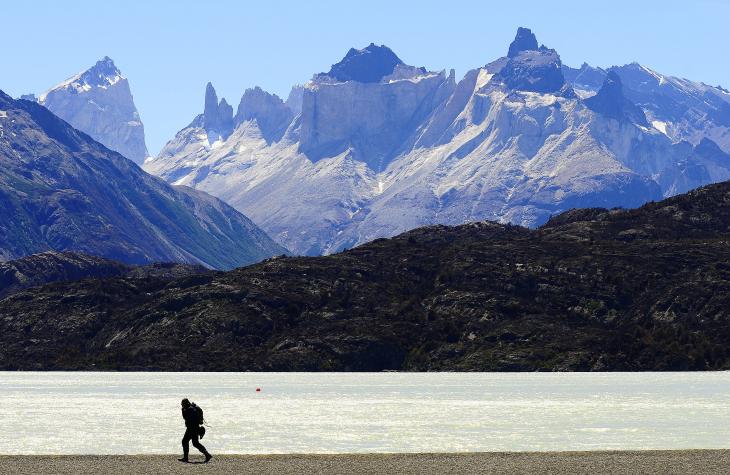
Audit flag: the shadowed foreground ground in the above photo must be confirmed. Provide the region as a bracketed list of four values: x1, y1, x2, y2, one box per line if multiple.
[1, 451, 730, 474]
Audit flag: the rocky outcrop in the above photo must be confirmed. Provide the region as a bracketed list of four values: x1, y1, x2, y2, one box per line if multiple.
[507, 27, 539, 58]
[285, 85, 305, 114]
[234, 87, 292, 143]
[495, 29, 566, 93]
[38, 57, 149, 163]
[0, 251, 129, 298]
[4, 180, 730, 371]
[322, 43, 404, 83]
[585, 72, 649, 126]
[658, 138, 730, 195]
[562, 63, 607, 93]
[0, 251, 210, 299]
[0, 90, 286, 269]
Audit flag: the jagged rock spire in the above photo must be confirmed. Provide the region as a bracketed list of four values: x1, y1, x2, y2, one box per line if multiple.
[508, 27, 539, 58]
[496, 27, 566, 94]
[204, 82, 219, 123]
[202, 82, 233, 136]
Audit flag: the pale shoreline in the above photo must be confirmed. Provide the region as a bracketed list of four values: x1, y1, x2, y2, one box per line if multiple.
[2, 450, 729, 474]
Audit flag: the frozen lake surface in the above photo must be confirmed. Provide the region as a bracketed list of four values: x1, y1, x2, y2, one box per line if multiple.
[1, 372, 730, 454]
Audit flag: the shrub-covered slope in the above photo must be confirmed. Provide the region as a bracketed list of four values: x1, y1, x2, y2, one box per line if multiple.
[2, 182, 730, 370]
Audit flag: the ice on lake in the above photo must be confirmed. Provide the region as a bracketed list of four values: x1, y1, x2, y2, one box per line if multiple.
[1, 372, 730, 454]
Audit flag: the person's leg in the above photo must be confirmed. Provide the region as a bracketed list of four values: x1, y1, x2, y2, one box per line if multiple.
[191, 431, 208, 454]
[191, 431, 212, 462]
[180, 429, 192, 461]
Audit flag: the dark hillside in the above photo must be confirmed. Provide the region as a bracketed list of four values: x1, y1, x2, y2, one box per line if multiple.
[3, 182, 730, 370]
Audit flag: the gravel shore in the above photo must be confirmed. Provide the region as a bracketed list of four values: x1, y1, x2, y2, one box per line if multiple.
[1, 450, 729, 474]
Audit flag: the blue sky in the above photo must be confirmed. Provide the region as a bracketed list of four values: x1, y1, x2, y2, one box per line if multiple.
[4, 0, 728, 154]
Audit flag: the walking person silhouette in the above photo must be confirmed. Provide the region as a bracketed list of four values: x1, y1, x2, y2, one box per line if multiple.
[179, 398, 212, 463]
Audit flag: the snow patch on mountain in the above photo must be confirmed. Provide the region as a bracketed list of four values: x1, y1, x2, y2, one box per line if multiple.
[652, 120, 669, 135]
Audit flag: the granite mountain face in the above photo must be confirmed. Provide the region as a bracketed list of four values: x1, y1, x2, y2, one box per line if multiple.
[32, 57, 149, 164]
[144, 28, 730, 255]
[0, 91, 285, 269]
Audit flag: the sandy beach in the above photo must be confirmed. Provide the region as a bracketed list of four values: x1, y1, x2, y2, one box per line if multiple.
[1, 450, 729, 474]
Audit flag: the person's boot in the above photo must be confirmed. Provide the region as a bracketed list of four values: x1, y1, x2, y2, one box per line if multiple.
[204, 452, 213, 463]
[178, 457, 189, 463]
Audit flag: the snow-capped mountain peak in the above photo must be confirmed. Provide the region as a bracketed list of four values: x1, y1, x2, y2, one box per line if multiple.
[36, 56, 149, 163]
[39, 56, 122, 102]
[78, 56, 123, 87]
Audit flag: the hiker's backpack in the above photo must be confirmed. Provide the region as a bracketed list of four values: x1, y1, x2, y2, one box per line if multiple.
[191, 403, 205, 425]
